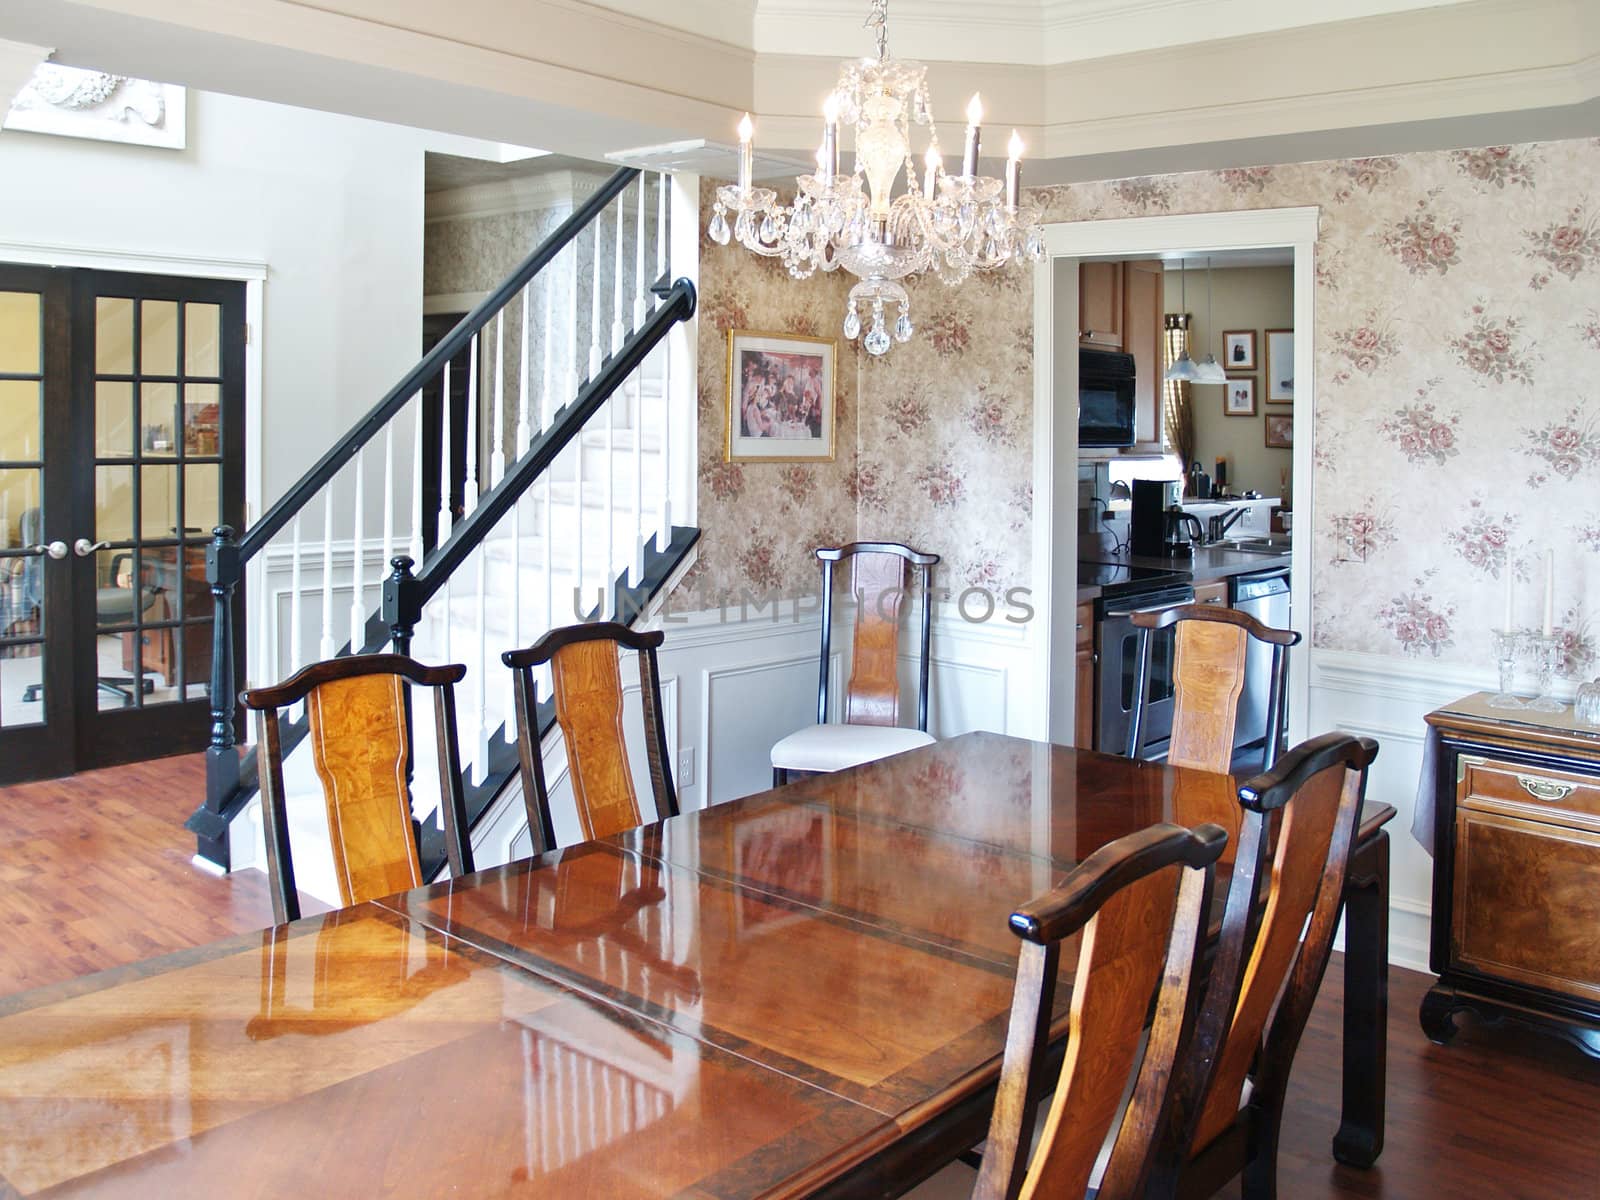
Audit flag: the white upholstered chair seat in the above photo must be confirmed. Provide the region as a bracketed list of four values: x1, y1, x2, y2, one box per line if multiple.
[770, 723, 936, 774]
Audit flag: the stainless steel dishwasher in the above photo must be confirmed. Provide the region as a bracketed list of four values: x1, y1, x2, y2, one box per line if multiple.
[1230, 567, 1291, 756]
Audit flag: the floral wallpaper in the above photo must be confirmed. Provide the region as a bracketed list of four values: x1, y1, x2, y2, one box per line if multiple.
[689, 138, 1600, 673]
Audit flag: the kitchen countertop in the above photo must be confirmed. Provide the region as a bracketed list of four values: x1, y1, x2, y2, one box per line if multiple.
[1074, 538, 1291, 605]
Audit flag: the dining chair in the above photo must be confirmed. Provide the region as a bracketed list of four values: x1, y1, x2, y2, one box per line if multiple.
[502, 621, 677, 854]
[971, 820, 1230, 1200]
[1126, 604, 1301, 775]
[1149, 732, 1380, 1200]
[243, 653, 475, 925]
[770, 541, 940, 786]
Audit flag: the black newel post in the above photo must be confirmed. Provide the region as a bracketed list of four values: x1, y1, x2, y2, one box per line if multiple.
[383, 555, 423, 791]
[195, 524, 241, 869]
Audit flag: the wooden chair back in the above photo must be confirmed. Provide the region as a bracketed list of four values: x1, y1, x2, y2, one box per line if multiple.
[1127, 604, 1301, 774]
[972, 821, 1230, 1200]
[502, 621, 677, 853]
[1156, 733, 1379, 1196]
[816, 542, 940, 730]
[243, 653, 475, 925]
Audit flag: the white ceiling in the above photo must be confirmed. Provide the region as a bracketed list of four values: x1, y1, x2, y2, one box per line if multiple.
[0, 0, 1595, 185]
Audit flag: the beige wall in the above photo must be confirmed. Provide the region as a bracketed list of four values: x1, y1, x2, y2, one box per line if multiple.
[1166, 264, 1294, 497]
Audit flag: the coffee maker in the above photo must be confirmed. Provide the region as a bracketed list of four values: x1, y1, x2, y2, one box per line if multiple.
[1131, 479, 1203, 558]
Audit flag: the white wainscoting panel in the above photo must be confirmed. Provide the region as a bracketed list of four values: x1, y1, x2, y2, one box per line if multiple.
[1308, 647, 1497, 972]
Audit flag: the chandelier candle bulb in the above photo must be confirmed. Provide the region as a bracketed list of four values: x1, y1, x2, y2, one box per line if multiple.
[962, 93, 983, 177]
[822, 92, 841, 180]
[923, 143, 941, 201]
[737, 112, 754, 192]
[1005, 130, 1023, 208]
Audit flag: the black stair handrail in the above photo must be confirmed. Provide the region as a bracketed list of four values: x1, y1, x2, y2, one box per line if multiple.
[236, 165, 642, 563]
[190, 271, 698, 870]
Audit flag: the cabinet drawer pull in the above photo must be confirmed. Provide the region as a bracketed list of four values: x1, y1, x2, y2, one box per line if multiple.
[1517, 774, 1575, 802]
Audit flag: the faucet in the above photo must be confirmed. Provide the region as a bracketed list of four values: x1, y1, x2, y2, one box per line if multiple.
[1208, 507, 1249, 544]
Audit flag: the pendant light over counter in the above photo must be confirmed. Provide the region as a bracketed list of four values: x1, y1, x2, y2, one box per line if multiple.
[1164, 258, 1203, 383]
[1163, 256, 1227, 385]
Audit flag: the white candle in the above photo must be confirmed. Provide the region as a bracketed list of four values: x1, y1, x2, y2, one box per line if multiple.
[961, 93, 983, 178]
[1005, 130, 1023, 208]
[1502, 566, 1515, 633]
[821, 93, 840, 182]
[1543, 549, 1555, 636]
[923, 144, 941, 201]
[737, 112, 754, 191]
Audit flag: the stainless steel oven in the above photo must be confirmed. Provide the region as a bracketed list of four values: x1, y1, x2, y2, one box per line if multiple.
[1095, 582, 1195, 759]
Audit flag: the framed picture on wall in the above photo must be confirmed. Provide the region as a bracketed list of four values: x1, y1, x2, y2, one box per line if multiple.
[725, 330, 837, 462]
[1222, 330, 1257, 370]
[1224, 376, 1257, 416]
[1264, 413, 1294, 448]
[1265, 329, 1294, 403]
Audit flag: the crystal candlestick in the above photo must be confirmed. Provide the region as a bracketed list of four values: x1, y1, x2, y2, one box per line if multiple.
[1525, 633, 1565, 713]
[1487, 629, 1526, 709]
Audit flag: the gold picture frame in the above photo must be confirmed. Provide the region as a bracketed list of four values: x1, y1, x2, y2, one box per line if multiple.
[725, 329, 837, 462]
[1222, 330, 1257, 371]
[1265, 328, 1294, 403]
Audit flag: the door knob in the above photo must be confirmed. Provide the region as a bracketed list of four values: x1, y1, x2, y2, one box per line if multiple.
[74, 538, 111, 557]
[26, 541, 69, 560]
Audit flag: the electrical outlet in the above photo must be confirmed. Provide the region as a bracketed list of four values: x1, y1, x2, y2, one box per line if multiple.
[677, 746, 695, 787]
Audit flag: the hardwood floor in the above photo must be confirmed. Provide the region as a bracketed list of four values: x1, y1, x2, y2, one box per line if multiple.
[0, 752, 274, 996]
[2, 757, 1596, 1197]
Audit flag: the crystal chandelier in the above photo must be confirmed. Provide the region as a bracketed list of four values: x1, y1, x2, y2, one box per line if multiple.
[707, 0, 1045, 356]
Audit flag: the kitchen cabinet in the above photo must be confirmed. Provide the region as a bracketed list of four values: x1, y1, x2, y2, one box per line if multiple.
[1123, 259, 1165, 454]
[1078, 262, 1123, 349]
[1193, 579, 1228, 608]
[1075, 601, 1095, 749]
[1421, 695, 1600, 1057]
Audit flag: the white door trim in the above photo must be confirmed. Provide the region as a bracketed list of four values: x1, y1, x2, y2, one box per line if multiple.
[0, 238, 268, 526]
[1030, 205, 1320, 746]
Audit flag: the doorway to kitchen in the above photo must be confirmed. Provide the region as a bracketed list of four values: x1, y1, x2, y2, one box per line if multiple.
[1028, 207, 1318, 749]
[0, 264, 247, 784]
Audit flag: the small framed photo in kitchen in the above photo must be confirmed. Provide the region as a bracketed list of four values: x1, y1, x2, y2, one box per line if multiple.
[725, 329, 836, 462]
[1266, 328, 1294, 403]
[1264, 413, 1294, 448]
[1222, 330, 1257, 370]
[1224, 376, 1257, 416]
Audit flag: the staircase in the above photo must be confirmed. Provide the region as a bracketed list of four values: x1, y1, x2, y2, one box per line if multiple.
[185, 166, 698, 896]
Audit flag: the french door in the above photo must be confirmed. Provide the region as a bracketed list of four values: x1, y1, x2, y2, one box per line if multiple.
[0, 264, 246, 783]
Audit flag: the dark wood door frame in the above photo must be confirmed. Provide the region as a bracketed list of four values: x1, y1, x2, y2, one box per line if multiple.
[0, 265, 247, 784]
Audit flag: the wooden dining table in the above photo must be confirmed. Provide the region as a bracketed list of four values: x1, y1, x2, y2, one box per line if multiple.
[0, 732, 1394, 1198]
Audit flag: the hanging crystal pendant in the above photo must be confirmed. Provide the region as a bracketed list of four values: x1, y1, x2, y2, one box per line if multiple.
[709, 207, 730, 245]
[894, 308, 913, 343]
[759, 213, 778, 242]
[864, 321, 891, 356]
[843, 305, 862, 340]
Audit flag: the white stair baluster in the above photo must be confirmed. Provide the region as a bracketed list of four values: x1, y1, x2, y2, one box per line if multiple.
[437, 360, 453, 548]
[465, 335, 480, 512]
[517, 283, 532, 455]
[633, 359, 644, 580]
[605, 387, 615, 620]
[656, 173, 667, 302]
[410, 389, 425, 568]
[349, 445, 365, 652]
[492, 314, 507, 488]
[568, 246, 580, 402]
[589, 220, 603, 379]
[541, 277, 556, 434]
[289, 511, 304, 694]
[381, 424, 395, 586]
[541, 272, 555, 665]
[658, 336, 671, 552]
[634, 177, 647, 328]
[319, 488, 336, 661]
[611, 192, 625, 356]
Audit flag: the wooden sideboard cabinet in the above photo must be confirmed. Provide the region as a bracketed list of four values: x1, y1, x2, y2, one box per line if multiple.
[1422, 694, 1600, 1057]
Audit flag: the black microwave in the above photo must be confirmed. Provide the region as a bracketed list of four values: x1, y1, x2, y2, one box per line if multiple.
[1078, 348, 1138, 448]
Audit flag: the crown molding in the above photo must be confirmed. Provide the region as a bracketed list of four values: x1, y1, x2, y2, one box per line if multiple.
[424, 167, 609, 223]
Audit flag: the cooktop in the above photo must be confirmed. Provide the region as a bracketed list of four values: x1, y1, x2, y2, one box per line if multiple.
[1077, 559, 1192, 599]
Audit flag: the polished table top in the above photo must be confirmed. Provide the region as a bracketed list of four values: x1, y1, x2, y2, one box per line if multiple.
[0, 733, 1392, 1198]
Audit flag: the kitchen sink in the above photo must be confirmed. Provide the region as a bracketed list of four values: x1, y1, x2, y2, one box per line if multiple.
[1217, 537, 1289, 554]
